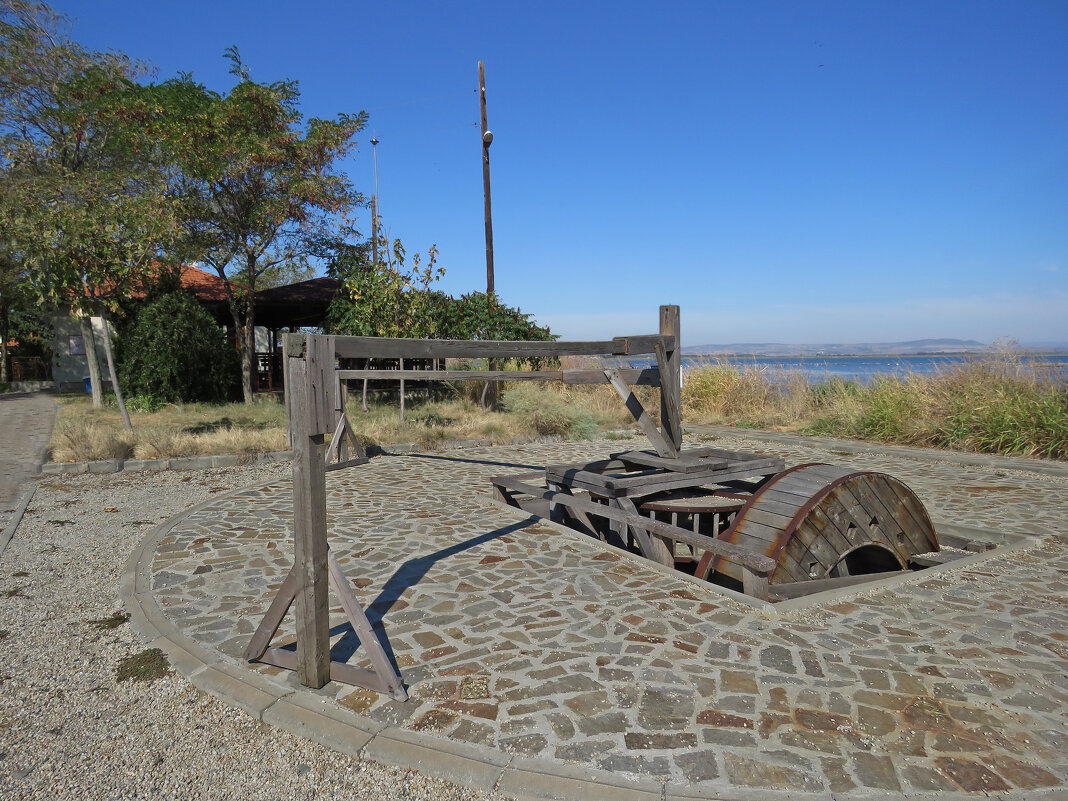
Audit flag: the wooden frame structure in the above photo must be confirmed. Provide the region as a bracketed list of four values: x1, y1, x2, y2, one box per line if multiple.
[246, 306, 686, 696]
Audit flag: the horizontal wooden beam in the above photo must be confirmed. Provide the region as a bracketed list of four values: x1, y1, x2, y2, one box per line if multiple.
[335, 368, 661, 386]
[286, 333, 675, 361]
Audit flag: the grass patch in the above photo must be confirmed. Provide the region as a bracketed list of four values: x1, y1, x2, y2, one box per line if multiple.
[50, 395, 288, 462]
[89, 611, 131, 630]
[116, 648, 170, 683]
[684, 356, 1067, 460]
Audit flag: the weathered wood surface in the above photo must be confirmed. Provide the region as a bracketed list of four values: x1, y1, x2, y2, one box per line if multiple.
[303, 333, 675, 361]
[335, 368, 662, 386]
[327, 552, 407, 700]
[658, 305, 682, 453]
[717, 465, 938, 585]
[260, 646, 393, 695]
[244, 569, 297, 661]
[489, 475, 777, 575]
[546, 453, 785, 498]
[613, 449, 728, 474]
[287, 334, 332, 688]
[603, 368, 676, 458]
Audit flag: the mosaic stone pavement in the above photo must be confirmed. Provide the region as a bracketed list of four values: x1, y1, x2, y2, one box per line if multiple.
[147, 435, 1068, 796]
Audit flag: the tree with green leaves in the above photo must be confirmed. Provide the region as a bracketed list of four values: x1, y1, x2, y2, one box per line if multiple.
[147, 49, 367, 403]
[0, 0, 177, 426]
[325, 232, 444, 338]
[117, 290, 239, 404]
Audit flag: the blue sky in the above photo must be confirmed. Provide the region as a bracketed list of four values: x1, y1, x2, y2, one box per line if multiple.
[54, 1, 1067, 346]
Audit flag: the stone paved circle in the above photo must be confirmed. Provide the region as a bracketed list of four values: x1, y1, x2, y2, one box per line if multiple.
[127, 434, 1068, 799]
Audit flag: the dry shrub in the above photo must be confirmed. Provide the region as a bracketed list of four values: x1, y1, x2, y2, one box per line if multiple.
[682, 362, 781, 426]
[131, 426, 286, 459]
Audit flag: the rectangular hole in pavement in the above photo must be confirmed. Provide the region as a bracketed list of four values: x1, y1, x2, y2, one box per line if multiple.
[490, 475, 1035, 613]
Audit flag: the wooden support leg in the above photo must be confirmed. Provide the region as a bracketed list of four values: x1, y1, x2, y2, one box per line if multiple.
[614, 496, 674, 567]
[742, 566, 770, 601]
[603, 368, 676, 458]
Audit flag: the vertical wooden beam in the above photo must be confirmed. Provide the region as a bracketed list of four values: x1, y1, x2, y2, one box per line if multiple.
[282, 334, 292, 447]
[399, 357, 405, 422]
[659, 305, 682, 453]
[287, 333, 332, 689]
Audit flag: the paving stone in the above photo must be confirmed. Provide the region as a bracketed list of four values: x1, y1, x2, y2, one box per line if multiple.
[636, 687, 694, 731]
[555, 740, 614, 762]
[575, 712, 628, 737]
[624, 732, 696, 750]
[723, 752, 822, 791]
[820, 756, 856, 793]
[935, 756, 1012, 792]
[851, 751, 900, 790]
[673, 749, 719, 782]
[500, 733, 548, 757]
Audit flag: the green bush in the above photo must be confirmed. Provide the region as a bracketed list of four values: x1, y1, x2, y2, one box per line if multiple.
[118, 291, 239, 404]
[502, 384, 600, 439]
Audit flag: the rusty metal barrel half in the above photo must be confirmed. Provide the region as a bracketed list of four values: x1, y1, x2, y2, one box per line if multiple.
[698, 464, 938, 585]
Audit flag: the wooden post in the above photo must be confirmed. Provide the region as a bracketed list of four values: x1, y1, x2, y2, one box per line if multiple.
[286, 333, 332, 688]
[282, 334, 292, 447]
[399, 357, 405, 422]
[659, 305, 682, 453]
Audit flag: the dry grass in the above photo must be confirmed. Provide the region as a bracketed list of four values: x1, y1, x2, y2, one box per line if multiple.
[53, 355, 1061, 463]
[682, 356, 1068, 460]
[49, 373, 643, 462]
[50, 396, 288, 462]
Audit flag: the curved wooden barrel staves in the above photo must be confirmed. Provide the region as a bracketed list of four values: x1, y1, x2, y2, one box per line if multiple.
[695, 464, 938, 585]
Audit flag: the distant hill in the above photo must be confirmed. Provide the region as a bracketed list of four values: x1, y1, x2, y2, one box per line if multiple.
[682, 339, 995, 356]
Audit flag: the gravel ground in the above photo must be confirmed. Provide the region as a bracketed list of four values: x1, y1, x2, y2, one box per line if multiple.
[0, 465, 514, 801]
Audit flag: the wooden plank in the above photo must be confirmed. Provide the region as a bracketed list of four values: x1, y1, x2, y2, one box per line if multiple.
[287, 340, 332, 689]
[612, 450, 727, 473]
[244, 569, 297, 661]
[658, 305, 682, 453]
[731, 518, 783, 546]
[326, 414, 347, 463]
[603, 368, 677, 458]
[325, 457, 370, 473]
[494, 479, 775, 572]
[741, 567, 770, 601]
[736, 506, 795, 531]
[616, 496, 673, 567]
[610, 334, 677, 356]
[328, 552, 407, 701]
[547, 463, 784, 498]
[331, 336, 631, 360]
[870, 475, 935, 551]
[335, 367, 662, 386]
[603, 457, 784, 489]
[260, 647, 391, 695]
